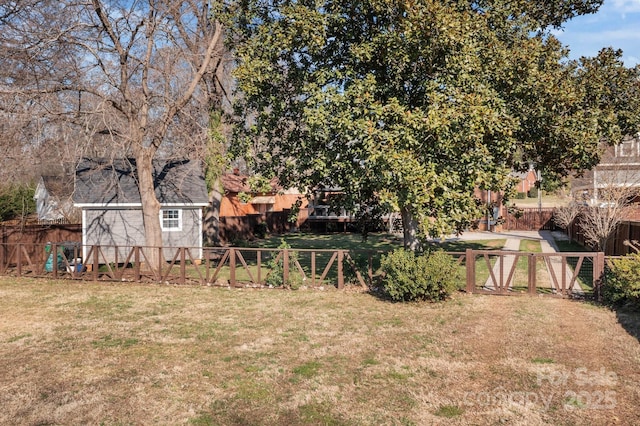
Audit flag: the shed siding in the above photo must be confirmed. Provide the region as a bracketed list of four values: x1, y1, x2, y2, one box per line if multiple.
[83, 207, 203, 263]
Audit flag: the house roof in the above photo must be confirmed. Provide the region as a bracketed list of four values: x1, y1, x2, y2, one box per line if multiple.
[221, 173, 251, 193]
[73, 158, 209, 206]
[40, 175, 74, 198]
[221, 172, 280, 194]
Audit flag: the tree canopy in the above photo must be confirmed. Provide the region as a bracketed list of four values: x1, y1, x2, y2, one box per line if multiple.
[1, 0, 226, 265]
[225, 0, 639, 248]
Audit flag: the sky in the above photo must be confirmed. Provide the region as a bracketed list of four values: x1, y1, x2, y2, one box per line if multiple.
[552, 0, 640, 66]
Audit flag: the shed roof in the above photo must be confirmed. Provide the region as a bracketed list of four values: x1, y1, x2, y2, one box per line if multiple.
[73, 158, 209, 206]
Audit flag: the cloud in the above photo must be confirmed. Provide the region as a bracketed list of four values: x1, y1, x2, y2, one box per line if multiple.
[609, 0, 640, 14]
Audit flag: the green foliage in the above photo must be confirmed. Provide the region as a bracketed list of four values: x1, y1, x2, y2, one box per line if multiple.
[288, 198, 303, 224]
[0, 183, 36, 222]
[514, 192, 527, 200]
[223, 0, 633, 248]
[246, 175, 273, 194]
[237, 192, 252, 203]
[380, 249, 460, 302]
[266, 239, 302, 288]
[205, 105, 227, 193]
[603, 253, 640, 308]
[528, 187, 539, 199]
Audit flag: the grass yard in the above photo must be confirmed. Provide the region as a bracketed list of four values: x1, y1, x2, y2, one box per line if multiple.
[244, 232, 506, 253]
[243, 232, 404, 251]
[226, 233, 506, 288]
[1, 278, 639, 425]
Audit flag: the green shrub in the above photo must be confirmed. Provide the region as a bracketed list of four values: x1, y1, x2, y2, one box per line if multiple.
[380, 249, 460, 302]
[527, 187, 539, 199]
[603, 253, 640, 308]
[514, 192, 527, 199]
[0, 183, 36, 221]
[266, 239, 303, 288]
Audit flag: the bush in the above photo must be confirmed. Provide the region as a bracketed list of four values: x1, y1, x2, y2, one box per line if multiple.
[527, 187, 539, 199]
[0, 183, 36, 221]
[265, 239, 303, 289]
[603, 253, 640, 308]
[380, 249, 460, 302]
[514, 192, 527, 199]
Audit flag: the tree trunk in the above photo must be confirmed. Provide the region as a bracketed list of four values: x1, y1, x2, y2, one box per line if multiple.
[401, 206, 422, 251]
[204, 178, 222, 246]
[136, 151, 165, 273]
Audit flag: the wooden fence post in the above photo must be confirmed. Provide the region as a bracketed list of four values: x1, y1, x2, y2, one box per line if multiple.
[93, 246, 99, 281]
[52, 243, 58, 278]
[594, 252, 605, 302]
[229, 248, 236, 286]
[465, 249, 474, 293]
[17, 243, 23, 277]
[180, 248, 186, 285]
[158, 247, 163, 281]
[283, 249, 289, 286]
[134, 247, 141, 282]
[528, 254, 536, 294]
[337, 250, 344, 289]
[311, 251, 316, 286]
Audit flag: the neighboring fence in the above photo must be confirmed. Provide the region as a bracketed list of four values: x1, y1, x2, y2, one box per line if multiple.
[0, 224, 82, 263]
[218, 211, 294, 243]
[503, 208, 556, 231]
[0, 242, 606, 298]
[566, 219, 640, 256]
[600, 220, 640, 256]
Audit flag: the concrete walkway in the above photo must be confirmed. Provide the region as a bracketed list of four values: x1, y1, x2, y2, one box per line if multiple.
[440, 230, 584, 294]
[540, 230, 584, 295]
[482, 237, 520, 291]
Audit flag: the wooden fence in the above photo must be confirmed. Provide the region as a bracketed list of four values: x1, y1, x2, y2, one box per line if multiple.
[0, 224, 82, 263]
[503, 208, 556, 231]
[567, 218, 640, 256]
[0, 242, 605, 298]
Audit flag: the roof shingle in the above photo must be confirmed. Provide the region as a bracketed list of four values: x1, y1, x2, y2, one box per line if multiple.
[73, 158, 209, 205]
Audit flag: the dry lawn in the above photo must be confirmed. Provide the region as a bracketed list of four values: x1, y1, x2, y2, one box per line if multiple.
[1, 278, 639, 425]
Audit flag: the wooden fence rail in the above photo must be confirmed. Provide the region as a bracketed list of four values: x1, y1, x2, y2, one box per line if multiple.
[0, 243, 606, 298]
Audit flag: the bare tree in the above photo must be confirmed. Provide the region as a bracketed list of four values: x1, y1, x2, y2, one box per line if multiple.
[0, 0, 225, 268]
[553, 202, 582, 240]
[573, 137, 640, 251]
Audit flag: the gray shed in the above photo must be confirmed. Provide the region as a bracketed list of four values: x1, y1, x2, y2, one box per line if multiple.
[73, 158, 209, 262]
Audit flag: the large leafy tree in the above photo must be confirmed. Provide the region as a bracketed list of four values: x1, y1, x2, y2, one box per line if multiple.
[224, 0, 634, 249]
